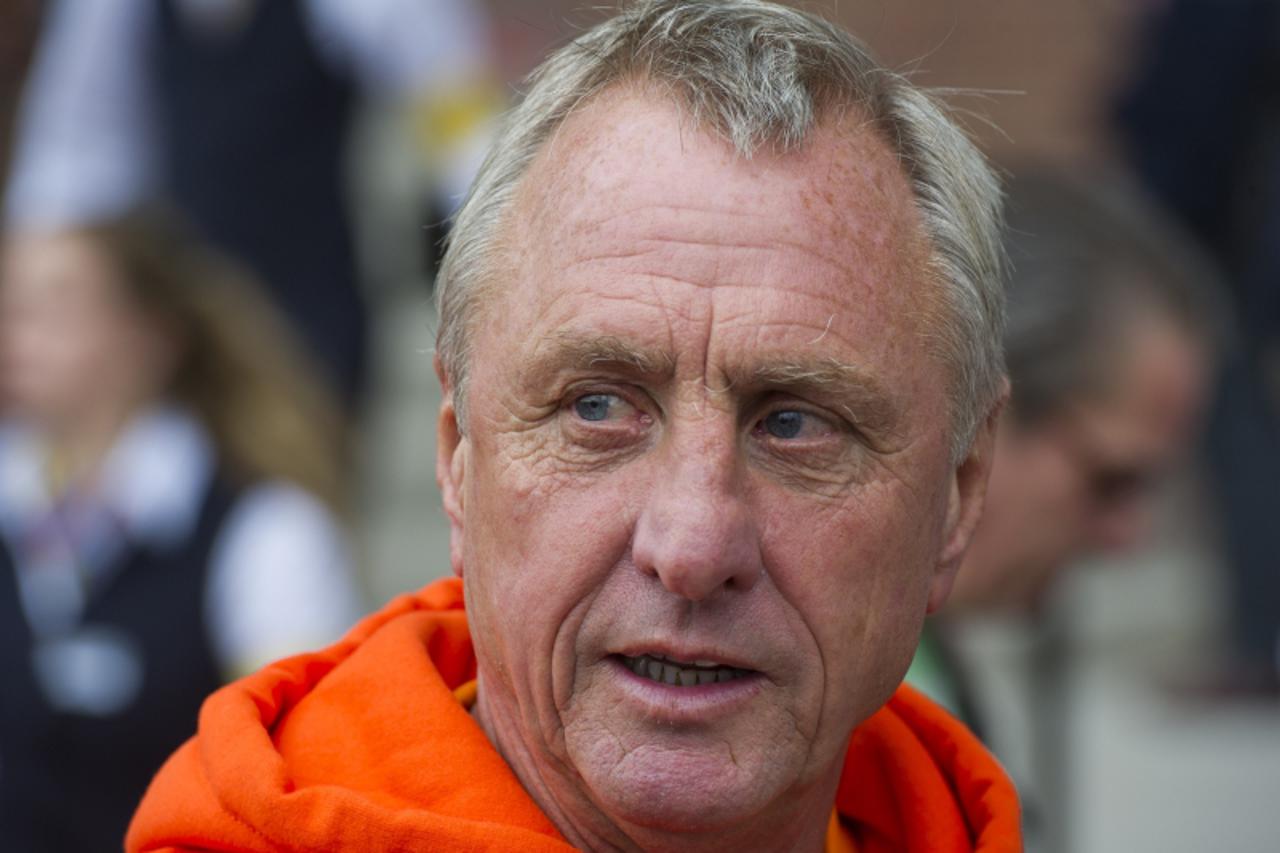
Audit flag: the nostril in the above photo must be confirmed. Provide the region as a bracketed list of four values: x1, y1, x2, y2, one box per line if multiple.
[632, 519, 762, 601]
[631, 453, 764, 600]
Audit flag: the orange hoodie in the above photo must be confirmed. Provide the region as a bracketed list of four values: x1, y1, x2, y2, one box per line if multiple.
[128, 579, 1021, 852]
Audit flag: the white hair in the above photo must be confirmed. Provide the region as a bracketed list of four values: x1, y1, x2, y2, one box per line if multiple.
[437, 0, 1006, 460]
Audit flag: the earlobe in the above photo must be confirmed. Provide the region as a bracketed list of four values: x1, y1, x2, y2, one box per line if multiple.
[435, 355, 468, 577]
[926, 478, 965, 613]
[927, 380, 1009, 613]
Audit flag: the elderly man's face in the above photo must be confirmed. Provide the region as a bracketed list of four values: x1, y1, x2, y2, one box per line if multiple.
[438, 91, 994, 840]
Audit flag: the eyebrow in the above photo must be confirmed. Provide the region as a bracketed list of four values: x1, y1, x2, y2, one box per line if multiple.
[745, 358, 902, 436]
[520, 331, 675, 386]
[522, 332, 902, 435]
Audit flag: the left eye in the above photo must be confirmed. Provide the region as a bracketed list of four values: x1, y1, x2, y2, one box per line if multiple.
[759, 409, 830, 440]
[573, 393, 624, 422]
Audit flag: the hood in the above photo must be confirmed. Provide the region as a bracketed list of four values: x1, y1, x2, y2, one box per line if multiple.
[128, 578, 1020, 852]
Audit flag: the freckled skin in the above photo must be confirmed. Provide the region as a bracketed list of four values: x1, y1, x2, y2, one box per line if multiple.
[436, 89, 1001, 852]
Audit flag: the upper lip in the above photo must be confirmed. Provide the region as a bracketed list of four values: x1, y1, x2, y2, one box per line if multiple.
[611, 642, 759, 672]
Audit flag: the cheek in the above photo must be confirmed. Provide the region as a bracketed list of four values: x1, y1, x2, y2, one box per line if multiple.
[757, 477, 945, 724]
[996, 442, 1093, 573]
[1031, 449, 1093, 532]
[996, 439, 1078, 523]
[461, 443, 641, 696]
[4, 314, 117, 408]
[24, 313, 100, 371]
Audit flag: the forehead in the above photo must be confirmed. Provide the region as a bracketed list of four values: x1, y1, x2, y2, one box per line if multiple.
[510, 87, 928, 283]
[482, 89, 946, 424]
[3, 233, 114, 301]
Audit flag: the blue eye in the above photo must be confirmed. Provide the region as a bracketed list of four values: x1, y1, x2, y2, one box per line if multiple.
[764, 410, 805, 439]
[574, 394, 615, 421]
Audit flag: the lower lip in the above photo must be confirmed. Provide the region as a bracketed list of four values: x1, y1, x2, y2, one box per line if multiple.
[606, 656, 765, 722]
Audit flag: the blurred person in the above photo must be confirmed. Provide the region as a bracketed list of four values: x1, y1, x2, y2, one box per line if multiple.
[129, 2, 1023, 851]
[5, 0, 500, 405]
[0, 0, 40, 172]
[905, 170, 1220, 853]
[0, 209, 365, 851]
[908, 170, 1220, 718]
[1116, 0, 1280, 694]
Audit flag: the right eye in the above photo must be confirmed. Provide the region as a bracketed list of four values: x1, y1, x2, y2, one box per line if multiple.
[573, 393, 623, 422]
[560, 389, 654, 456]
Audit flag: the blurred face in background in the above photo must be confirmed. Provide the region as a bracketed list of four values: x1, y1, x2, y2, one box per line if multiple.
[951, 310, 1210, 611]
[0, 231, 174, 431]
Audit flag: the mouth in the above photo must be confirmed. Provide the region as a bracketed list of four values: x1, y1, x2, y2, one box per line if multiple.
[615, 652, 754, 687]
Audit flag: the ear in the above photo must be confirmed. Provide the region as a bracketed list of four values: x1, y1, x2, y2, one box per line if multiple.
[435, 354, 469, 578]
[927, 379, 1009, 614]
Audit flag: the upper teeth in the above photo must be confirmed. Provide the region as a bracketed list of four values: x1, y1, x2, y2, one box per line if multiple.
[622, 653, 748, 687]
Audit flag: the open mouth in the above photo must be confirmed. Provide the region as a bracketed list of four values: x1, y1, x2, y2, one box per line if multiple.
[617, 653, 753, 687]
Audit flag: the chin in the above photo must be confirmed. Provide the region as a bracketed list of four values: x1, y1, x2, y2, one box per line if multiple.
[579, 740, 791, 833]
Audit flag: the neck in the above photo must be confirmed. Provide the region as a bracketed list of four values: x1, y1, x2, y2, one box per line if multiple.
[42, 402, 139, 496]
[472, 684, 841, 853]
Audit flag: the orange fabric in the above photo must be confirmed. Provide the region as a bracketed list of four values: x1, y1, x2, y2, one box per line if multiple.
[128, 578, 1021, 852]
[826, 809, 860, 853]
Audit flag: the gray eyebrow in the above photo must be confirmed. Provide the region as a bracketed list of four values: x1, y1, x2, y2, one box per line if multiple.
[522, 333, 901, 435]
[744, 358, 902, 435]
[521, 332, 675, 385]
[563, 333, 672, 373]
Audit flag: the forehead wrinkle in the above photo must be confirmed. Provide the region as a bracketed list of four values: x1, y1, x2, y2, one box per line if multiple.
[586, 201, 766, 232]
[569, 219, 896, 303]
[559, 256, 884, 325]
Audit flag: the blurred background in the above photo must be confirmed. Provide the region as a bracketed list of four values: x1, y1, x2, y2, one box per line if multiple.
[0, 1, 1276, 851]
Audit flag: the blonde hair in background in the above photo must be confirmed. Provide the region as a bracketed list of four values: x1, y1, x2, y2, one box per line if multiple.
[78, 209, 349, 513]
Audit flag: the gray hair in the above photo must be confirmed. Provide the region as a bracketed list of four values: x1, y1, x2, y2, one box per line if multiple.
[1002, 169, 1224, 425]
[436, 0, 1006, 460]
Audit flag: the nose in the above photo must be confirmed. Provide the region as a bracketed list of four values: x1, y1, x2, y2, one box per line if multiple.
[631, 437, 763, 601]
